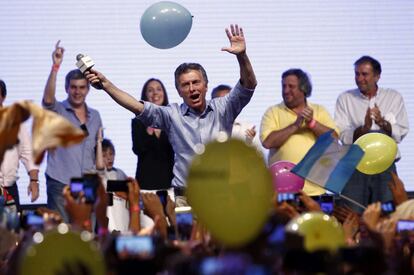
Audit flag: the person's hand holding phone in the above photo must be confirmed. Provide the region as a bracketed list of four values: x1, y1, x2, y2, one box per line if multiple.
[175, 206, 193, 241]
[82, 173, 100, 204]
[333, 205, 358, 223]
[342, 212, 359, 245]
[126, 178, 140, 205]
[63, 185, 93, 230]
[116, 235, 155, 259]
[376, 218, 397, 251]
[70, 178, 84, 201]
[362, 202, 382, 231]
[381, 200, 396, 216]
[320, 195, 335, 215]
[298, 191, 321, 212]
[277, 201, 300, 219]
[106, 179, 129, 200]
[277, 193, 301, 211]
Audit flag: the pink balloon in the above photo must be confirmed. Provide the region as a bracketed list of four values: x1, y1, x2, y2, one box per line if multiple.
[269, 161, 304, 193]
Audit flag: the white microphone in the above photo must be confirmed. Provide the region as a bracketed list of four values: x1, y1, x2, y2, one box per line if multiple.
[76, 54, 103, 89]
[76, 54, 95, 73]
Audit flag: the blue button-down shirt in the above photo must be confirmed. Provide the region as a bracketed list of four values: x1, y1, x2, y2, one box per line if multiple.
[43, 99, 102, 185]
[137, 82, 254, 188]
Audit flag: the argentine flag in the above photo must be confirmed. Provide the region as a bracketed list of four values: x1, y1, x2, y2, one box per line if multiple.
[292, 131, 364, 194]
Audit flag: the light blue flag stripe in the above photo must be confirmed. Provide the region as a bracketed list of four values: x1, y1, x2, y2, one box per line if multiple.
[324, 145, 364, 193]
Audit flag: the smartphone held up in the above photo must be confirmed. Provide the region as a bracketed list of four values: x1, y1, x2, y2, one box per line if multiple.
[70, 173, 100, 203]
[175, 206, 193, 241]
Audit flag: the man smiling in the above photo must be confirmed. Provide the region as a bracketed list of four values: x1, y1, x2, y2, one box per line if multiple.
[43, 41, 102, 221]
[260, 69, 338, 195]
[335, 56, 409, 212]
[86, 24, 257, 205]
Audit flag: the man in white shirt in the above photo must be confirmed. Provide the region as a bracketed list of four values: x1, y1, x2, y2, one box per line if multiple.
[0, 80, 40, 211]
[335, 56, 409, 212]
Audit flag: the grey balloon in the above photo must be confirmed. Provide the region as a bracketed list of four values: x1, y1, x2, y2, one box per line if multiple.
[140, 1, 193, 49]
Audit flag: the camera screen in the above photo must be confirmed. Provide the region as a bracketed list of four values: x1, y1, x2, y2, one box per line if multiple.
[320, 202, 334, 214]
[176, 212, 193, 225]
[27, 214, 44, 226]
[83, 174, 99, 203]
[116, 236, 154, 257]
[381, 201, 395, 214]
[397, 220, 414, 232]
[70, 178, 84, 200]
[320, 195, 334, 214]
[175, 208, 193, 241]
[70, 182, 83, 193]
[278, 193, 296, 202]
[106, 180, 129, 192]
[200, 254, 253, 274]
[83, 186, 96, 203]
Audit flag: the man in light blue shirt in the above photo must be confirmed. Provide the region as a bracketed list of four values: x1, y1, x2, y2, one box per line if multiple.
[43, 41, 102, 221]
[86, 25, 257, 203]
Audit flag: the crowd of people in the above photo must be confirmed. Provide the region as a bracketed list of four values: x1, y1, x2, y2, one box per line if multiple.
[0, 23, 411, 274]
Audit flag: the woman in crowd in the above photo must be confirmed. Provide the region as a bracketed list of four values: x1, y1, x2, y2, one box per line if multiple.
[131, 78, 174, 191]
[131, 79, 174, 226]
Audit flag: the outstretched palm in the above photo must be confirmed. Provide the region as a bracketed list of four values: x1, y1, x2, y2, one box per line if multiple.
[222, 24, 246, 55]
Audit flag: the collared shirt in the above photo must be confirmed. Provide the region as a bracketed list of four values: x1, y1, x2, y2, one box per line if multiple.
[260, 102, 338, 195]
[43, 99, 102, 185]
[137, 81, 254, 188]
[335, 87, 409, 158]
[0, 123, 38, 187]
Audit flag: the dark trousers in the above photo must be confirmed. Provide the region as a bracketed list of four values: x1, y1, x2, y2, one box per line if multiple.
[338, 163, 396, 213]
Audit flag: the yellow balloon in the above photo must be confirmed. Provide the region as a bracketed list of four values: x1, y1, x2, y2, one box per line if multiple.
[286, 212, 345, 252]
[19, 230, 105, 275]
[354, 133, 397, 175]
[187, 139, 273, 247]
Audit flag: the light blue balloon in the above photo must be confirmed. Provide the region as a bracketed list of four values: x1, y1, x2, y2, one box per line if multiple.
[140, 1, 193, 49]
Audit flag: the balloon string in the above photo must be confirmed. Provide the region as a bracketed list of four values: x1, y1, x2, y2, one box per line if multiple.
[338, 194, 367, 210]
